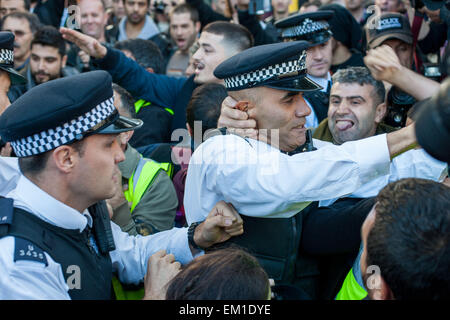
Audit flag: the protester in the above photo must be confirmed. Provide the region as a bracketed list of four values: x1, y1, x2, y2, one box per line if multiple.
[113, 38, 173, 146]
[9, 25, 78, 101]
[60, 20, 253, 139]
[337, 178, 450, 300]
[0, 11, 41, 73]
[166, 3, 200, 77]
[0, 0, 29, 19]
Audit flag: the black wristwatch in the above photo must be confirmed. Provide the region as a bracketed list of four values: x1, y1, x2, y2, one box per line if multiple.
[187, 221, 203, 250]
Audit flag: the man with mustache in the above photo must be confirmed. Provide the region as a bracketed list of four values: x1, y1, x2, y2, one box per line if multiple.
[0, 11, 41, 73]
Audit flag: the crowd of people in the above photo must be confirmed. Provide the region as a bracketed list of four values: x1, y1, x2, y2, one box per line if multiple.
[0, 0, 448, 301]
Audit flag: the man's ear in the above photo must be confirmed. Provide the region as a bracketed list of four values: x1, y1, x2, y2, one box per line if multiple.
[119, 131, 134, 146]
[145, 67, 154, 73]
[52, 145, 78, 173]
[374, 102, 387, 124]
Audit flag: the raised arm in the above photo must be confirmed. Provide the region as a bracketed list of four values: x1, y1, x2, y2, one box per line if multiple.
[60, 27, 186, 109]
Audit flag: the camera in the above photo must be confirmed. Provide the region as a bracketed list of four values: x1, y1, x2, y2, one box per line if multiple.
[384, 86, 417, 128]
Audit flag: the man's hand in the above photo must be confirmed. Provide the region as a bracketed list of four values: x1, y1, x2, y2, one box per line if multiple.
[60, 27, 107, 59]
[143, 250, 181, 300]
[78, 50, 91, 68]
[217, 96, 258, 140]
[364, 45, 403, 82]
[193, 201, 244, 250]
[0, 142, 13, 157]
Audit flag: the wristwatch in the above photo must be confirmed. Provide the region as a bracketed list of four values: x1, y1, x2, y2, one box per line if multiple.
[187, 221, 203, 250]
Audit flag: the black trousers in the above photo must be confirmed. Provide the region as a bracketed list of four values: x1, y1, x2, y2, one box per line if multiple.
[299, 197, 376, 299]
[301, 197, 376, 255]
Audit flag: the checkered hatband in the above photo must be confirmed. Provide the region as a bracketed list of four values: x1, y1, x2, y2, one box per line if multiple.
[10, 97, 116, 157]
[0, 48, 14, 65]
[281, 19, 329, 39]
[224, 51, 307, 90]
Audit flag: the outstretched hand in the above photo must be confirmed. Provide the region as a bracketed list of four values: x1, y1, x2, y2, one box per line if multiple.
[60, 27, 107, 59]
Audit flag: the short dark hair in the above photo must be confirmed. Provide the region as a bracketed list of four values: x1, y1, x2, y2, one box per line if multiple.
[31, 26, 66, 56]
[202, 21, 254, 53]
[166, 247, 270, 299]
[186, 83, 227, 138]
[332, 66, 386, 107]
[18, 139, 86, 176]
[114, 38, 164, 74]
[170, 3, 199, 23]
[112, 83, 136, 118]
[0, 11, 41, 34]
[367, 178, 450, 300]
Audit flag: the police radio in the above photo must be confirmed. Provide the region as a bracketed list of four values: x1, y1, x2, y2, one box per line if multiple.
[88, 200, 116, 254]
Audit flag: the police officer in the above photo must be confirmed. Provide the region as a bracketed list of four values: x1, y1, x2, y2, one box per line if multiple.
[275, 11, 334, 128]
[0, 31, 27, 157]
[184, 40, 419, 298]
[0, 70, 243, 299]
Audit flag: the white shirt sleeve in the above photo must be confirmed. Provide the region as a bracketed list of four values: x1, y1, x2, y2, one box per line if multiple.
[0, 237, 70, 300]
[319, 148, 448, 206]
[186, 133, 390, 221]
[0, 157, 21, 197]
[109, 222, 193, 285]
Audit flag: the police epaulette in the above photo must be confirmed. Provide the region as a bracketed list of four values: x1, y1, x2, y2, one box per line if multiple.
[14, 237, 48, 266]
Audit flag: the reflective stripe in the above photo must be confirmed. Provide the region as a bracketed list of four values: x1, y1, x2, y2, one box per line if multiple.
[335, 267, 368, 300]
[134, 99, 174, 116]
[164, 107, 174, 115]
[134, 99, 151, 114]
[124, 157, 172, 213]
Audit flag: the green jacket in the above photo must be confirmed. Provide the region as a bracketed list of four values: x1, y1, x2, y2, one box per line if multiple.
[112, 144, 178, 236]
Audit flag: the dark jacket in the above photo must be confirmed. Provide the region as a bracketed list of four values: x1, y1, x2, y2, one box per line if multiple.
[93, 48, 198, 138]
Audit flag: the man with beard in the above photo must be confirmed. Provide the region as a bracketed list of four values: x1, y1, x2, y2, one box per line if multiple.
[9, 26, 78, 101]
[166, 3, 200, 77]
[60, 21, 253, 142]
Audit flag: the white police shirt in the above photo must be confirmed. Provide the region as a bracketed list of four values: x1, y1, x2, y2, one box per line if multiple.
[0, 157, 20, 197]
[0, 174, 193, 300]
[184, 133, 391, 225]
[318, 147, 448, 207]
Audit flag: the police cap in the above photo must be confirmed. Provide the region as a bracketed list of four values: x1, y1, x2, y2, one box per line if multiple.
[214, 41, 322, 92]
[274, 11, 333, 45]
[365, 13, 413, 50]
[0, 70, 142, 157]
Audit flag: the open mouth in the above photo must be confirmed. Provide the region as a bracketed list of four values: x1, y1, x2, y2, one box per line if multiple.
[335, 120, 354, 131]
[176, 38, 186, 47]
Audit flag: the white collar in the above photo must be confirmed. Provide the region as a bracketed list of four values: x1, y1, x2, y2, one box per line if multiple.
[307, 72, 331, 92]
[7, 175, 92, 232]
